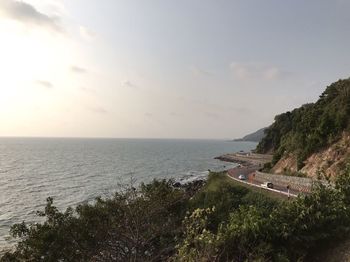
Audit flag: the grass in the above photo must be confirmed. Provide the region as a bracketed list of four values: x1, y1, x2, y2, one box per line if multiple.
[189, 171, 284, 227]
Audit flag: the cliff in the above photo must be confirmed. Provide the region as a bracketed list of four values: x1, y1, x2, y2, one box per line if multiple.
[256, 78, 350, 177]
[272, 132, 350, 178]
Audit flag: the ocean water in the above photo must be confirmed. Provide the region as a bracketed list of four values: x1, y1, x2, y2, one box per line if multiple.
[0, 138, 256, 248]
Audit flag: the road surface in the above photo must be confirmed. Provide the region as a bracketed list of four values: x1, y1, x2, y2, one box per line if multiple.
[227, 167, 301, 197]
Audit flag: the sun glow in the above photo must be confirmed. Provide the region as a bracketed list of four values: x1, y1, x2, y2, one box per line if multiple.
[0, 18, 82, 135]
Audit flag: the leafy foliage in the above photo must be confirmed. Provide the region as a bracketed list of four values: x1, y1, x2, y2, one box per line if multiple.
[3, 169, 350, 261]
[175, 168, 350, 261]
[256, 78, 350, 169]
[1, 179, 189, 261]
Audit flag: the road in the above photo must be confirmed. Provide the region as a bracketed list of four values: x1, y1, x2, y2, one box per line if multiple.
[227, 167, 301, 197]
[215, 153, 272, 167]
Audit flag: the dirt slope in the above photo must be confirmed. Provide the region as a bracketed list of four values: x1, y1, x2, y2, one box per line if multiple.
[272, 132, 350, 178]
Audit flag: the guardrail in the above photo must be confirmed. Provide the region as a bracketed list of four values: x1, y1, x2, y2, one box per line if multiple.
[227, 173, 298, 198]
[255, 171, 313, 193]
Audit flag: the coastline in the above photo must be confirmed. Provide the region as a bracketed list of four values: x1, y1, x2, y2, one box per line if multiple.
[214, 152, 268, 185]
[214, 152, 272, 167]
[215, 151, 314, 196]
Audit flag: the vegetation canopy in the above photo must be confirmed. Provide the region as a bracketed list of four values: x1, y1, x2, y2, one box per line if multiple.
[256, 78, 350, 169]
[2, 168, 350, 261]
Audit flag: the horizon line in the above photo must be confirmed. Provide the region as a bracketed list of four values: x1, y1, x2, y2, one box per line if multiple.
[0, 135, 250, 141]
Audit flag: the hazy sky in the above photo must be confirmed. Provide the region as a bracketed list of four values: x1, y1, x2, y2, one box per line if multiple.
[0, 0, 349, 139]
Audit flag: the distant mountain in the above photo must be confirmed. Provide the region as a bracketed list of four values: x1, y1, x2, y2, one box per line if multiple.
[233, 127, 267, 142]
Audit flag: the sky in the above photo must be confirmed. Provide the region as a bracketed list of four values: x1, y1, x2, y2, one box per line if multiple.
[0, 0, 349, 139]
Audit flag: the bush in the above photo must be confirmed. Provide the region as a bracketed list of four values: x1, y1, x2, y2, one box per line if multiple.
[175, 168, 350, 261]
[3, 169, 350, 261]
[1, 180, 189, 262]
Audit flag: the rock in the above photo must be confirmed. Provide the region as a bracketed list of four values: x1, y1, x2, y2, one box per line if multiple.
[172, 182, 181, 188]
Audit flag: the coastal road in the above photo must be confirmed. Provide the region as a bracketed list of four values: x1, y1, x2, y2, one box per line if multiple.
[227, 167, 300, 197]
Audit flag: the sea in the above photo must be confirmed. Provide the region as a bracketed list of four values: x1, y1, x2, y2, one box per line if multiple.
[0, 137, 257, 248]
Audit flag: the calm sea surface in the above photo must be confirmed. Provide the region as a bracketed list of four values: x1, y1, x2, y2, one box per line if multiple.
[0, 138, 256, 248]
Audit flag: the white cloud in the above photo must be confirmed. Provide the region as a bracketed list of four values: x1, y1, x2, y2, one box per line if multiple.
[79, 26, 96, 41]
[0, 0, 63, 32]
[189, 65, 212, 76]
[203, 111, 220, 120]
[42, 0, 66, 16]
[229, 62, 251, 80]
[36, 80, 53, 88]
[71, 65, 87, 74]
[229, 62, 285, 81]
[80, 87, 96, 94]
[263, 67, 281, 80]
[88, 106, 108, 114]
[121, 80, 137, 88]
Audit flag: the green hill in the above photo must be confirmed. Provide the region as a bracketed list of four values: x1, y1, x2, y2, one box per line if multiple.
[256, 78, 350, 170]
[233, 127, 267, 142]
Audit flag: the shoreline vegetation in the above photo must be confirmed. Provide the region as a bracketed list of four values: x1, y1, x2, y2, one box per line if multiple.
[2, 165, 350, 261]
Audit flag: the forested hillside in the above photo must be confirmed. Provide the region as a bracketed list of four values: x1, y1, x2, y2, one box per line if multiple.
[234, 127, 267, 142]
[257, 78, 350, 170]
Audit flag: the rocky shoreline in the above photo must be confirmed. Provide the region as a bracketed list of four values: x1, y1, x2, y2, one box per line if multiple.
[173, 179, 206, 197]
[214, 155, 251, 166]
[171, 152, 272, 197]
[215, 152, 272, 167]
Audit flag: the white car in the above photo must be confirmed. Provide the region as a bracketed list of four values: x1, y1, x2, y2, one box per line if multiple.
[261, 182, 273, 189]
[238, 174, 246, 180]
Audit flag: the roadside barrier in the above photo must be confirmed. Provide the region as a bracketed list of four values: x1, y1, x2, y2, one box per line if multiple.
[255, 171, 313, 193]
[227, 172, 298, 198]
